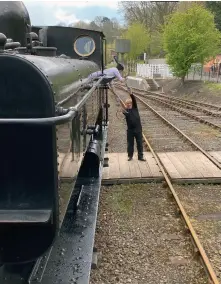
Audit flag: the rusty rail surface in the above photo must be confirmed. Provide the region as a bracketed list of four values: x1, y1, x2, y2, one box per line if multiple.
[110, 85, 220, 284]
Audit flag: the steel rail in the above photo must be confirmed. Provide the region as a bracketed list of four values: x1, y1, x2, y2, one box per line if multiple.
[142, 133, 219, 284]
[118, 83, 221, 111]
[115, 83, 221, 129]
[148, 90, 221, 111]
[111, 86, 220, 284]
[115, 82, 221, 116]
[140, 94, 221, 129]
[126, 88, 221, 130]
[135, 94, 221, 169]
[148, 93, 221, 117]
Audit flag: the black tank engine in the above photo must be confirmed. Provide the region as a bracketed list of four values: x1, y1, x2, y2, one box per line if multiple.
[0, 1, 109, 268]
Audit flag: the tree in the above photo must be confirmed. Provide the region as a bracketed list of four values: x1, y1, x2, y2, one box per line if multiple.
[119, 1, 178, 57]
[119, 1, 178, 32]
[176, 1, 205, 12]
[123, 22, 150, 60]
[71, 21, 91, 29]
[206, 2, 221, 31]
[71, 17, 123, 44]
[89, 21, 100, 31]
[163, 4, 221, 83]
[149, 30, 164, 57]
[93, 16, 104, 28]
[93, 16, 122, 43]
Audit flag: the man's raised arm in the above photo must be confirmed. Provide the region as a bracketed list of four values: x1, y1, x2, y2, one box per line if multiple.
[114, 68, 125, 82]
[130, 93, 137, 108]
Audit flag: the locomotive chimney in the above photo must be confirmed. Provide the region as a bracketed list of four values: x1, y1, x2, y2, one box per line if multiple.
[0, 1, 31, 47]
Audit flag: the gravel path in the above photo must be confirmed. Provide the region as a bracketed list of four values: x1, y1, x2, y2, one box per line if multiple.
[90, 184, 207, 284]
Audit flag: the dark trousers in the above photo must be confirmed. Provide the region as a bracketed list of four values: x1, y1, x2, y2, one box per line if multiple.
[127, 129, 143, 158]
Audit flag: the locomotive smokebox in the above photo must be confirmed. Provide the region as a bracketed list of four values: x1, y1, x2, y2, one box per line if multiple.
[0, 1, 31, 46]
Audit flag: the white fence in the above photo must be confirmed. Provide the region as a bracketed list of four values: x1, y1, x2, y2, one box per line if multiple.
[136, 63, 174, 79]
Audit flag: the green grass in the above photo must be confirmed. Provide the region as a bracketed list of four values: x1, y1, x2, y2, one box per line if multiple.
[108, 185, 134, 215]
[204, 81, 221, 91]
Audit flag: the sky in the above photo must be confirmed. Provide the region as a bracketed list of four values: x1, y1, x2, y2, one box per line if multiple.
[23, 1, 124, 26]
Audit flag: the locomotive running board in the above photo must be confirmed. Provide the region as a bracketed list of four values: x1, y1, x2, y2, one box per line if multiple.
[35, 177, 103, 284]
[31, 127, 108, 284]
[0, 127, 107, 284]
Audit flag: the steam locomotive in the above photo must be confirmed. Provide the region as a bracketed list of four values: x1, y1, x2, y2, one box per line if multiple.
[0, 1, 109, 278]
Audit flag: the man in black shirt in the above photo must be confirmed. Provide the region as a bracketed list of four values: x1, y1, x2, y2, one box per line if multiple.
[122, 93, 146, 161]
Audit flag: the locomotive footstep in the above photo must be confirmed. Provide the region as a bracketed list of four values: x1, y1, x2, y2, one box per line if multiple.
[0, 209, 52, 223]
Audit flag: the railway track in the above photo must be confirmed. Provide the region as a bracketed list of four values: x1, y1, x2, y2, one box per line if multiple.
[112, 84, 221, 171]
[110, 85, 220, 284]
[113, 87, 194, 152]
[132, 97, 195, 152]
[115, 82, 221, 129]
[149, 92, 221, 115]
[141, 93, 221, 129]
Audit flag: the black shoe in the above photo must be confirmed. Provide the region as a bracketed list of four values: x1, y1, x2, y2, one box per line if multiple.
[138, 157, 146, 161]
[128, 157, 132, 161]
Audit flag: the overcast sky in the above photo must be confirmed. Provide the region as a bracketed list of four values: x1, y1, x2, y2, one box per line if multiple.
[23, 1, 123, 26]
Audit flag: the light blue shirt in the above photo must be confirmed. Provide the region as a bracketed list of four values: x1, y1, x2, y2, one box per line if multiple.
[88, 67, 123, 81]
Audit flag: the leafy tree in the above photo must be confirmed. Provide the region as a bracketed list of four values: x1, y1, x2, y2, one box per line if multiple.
[89, 21, 100, 31]
[206, 2, 221, 31]
[119, 1, 178, 32]
[70, 16, 122, 44]
[123, 22, 150, 60]
[95, 16, 122, 44]
[176, 1, 205, 12]
[119, 1, 177, 57]
[71, 21, 90, 29]
[149, 30, 164, 57]
[71, 16, 123, 44]
[163, 4, 221, 83]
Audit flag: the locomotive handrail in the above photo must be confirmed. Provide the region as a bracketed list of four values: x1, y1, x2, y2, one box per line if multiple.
[0, 107, 77, 126]
[74, 77, 103, 110]
[0, 77, 102, 125]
